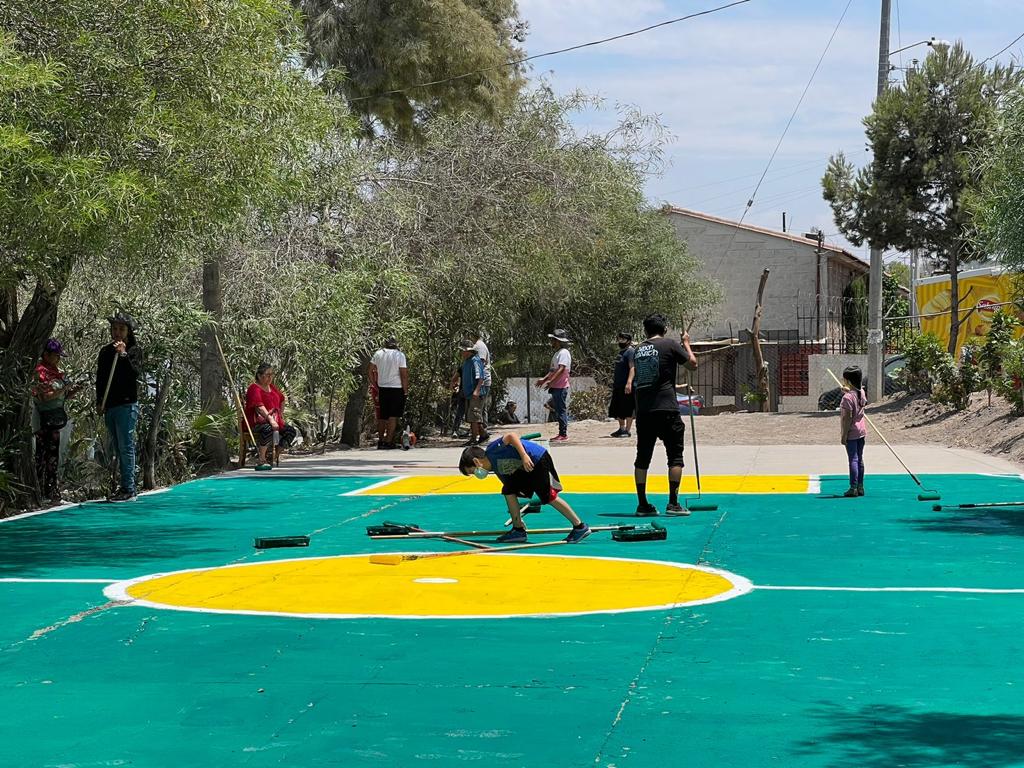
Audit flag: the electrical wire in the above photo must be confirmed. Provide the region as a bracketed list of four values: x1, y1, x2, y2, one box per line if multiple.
[980, 31, 1024, 66]
[348, 0, 754, 103]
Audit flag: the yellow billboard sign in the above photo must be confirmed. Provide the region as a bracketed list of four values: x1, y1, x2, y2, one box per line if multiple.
[915, 268, 1023, 352]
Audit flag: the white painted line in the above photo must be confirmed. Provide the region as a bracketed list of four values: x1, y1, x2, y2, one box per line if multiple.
[807, 474, 821, 494]
[755, 585, 1024, 594]
[0, 578, 117, 584]
[0, 486, 172, 524]
[340, 476, 403, 496]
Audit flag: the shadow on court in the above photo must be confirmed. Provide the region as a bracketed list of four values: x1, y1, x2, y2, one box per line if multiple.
[797, 704, 1024, 767]
[0, 519, 222, 576]
[902, 508, 1024, 537]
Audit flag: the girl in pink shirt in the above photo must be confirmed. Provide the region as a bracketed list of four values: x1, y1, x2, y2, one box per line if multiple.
[840, 366, 868, 497]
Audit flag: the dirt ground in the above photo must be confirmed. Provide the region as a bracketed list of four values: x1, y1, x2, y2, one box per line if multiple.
[422, 393, 1024, 468]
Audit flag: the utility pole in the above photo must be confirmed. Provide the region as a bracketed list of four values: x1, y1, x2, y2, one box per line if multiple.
[866, 0, 891, 402]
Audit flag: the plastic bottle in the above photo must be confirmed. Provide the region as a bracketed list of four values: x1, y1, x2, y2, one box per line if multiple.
[402, 425, 411, 451]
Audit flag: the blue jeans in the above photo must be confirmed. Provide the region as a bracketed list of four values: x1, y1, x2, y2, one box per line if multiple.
[105, 403, 139, 493]
[549, 387, 569, 437]
[845, 437, 865, 487]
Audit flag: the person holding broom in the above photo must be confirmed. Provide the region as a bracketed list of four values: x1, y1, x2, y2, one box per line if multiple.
[458, 432, 591, 544]
[839, 365, 867, 497]
[96, 313, 143, 502]
[631, 313, 697, 516]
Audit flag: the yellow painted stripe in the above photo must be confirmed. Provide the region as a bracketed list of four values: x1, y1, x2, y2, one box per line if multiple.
[356, 474, 810, 496]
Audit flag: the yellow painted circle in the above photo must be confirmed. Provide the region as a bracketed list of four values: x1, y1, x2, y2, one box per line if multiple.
[111, 554, 749, 619]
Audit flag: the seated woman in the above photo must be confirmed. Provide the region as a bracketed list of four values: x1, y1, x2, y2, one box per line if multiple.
[33, 338, 82, 503]
[244, 362, 297, 469]
[495, 401, 520, 425]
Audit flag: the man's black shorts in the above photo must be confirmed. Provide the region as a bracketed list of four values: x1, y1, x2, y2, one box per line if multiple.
[608, 389, 635, 419]
[378, 387, 406, 419]
[634, 411, 686, 470]
[500, 452, 563, 503]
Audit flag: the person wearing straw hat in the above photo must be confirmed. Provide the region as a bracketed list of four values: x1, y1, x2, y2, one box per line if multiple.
[33, 338, 83, 504]
[631, 314, 697, 516]
[535, 329, 572, 442]
[95, 313, 143, 502]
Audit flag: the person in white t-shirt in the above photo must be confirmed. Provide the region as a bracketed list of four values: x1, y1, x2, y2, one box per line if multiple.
[369, 337, 409, 449]
[469, 331, 492, 438]
[535, 329, 572, 442]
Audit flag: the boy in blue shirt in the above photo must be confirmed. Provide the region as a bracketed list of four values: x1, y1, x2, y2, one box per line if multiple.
[459, 433, 591, 544]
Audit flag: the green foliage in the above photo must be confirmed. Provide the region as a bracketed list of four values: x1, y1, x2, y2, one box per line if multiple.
[900, 332, 948, 394]
[295, 0, 524, 139]
[973, 89, 1024, 271]
[994, 340, 1024, 416]
[979, 310, 1020, 401]
[823, 44, 1023, 353]
[567, 387, 608, 422]
[931, 348, 983, 411]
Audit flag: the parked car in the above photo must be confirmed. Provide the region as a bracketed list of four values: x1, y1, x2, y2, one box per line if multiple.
[677, 393, 703, 415]
[817, 355, 907, 410]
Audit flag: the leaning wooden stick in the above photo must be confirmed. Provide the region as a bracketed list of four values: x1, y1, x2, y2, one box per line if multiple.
[99, 350, 119, 413]
[370, 524, 628, 540]
[369, 539, 569, 565]
[212, 330, 257, 448]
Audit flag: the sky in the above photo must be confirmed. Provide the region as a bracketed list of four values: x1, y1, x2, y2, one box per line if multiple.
[515, 0, 1024, 266]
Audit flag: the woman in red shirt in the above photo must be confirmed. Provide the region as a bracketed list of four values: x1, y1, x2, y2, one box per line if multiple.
[33, 339, 83, 503]
[244, 363, 297, 469]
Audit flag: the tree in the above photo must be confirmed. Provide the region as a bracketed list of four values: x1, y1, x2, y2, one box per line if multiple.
[0, 0, 339, 504]
[823, 44, 1023, 354]
[293, 0, 525, 138]
[973, 89, 1024, 273]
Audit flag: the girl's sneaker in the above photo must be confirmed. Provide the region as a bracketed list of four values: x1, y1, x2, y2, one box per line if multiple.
[843, 487, 859, 498]
[857, 484, 865, 496]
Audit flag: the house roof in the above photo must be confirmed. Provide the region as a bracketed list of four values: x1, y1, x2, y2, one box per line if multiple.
[663, 205, 868, 273]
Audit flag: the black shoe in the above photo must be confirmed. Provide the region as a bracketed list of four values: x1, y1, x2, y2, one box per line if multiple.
[635, 502, 659, 517]
[665, 502, 690, 516]
[843, 487, 858, 497]
[610, 429, 625, 437]
[461, 439, 477, 447]
[109, 489, 137, 503]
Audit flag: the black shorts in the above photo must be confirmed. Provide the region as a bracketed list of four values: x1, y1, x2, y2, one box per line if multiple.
[608, 388, 635, 419]
[634, 411, 686, 470]
[378, 387, 406, 419]
[500, 452, 563, 503]
[255, 423, 297, 448]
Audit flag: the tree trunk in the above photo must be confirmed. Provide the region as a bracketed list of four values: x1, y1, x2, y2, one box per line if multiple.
[0, 281, 17, 347]
[750, 269, 771, 412]
[142, 365, 173, 490]
[340, 351, 371, 447]
[200, 257, 228, 468]
[1, 269, 71, 507]
[947, 249, 960, 355]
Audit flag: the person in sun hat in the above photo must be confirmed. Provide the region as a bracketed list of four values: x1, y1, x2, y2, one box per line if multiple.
[535, 328, 572, 442]
[459, 338, 489, 446]
[458, 431, 590, 544]
[96, 312, 143, 502]
[609, 331, 636, 438]
[33, 338, 83, 504]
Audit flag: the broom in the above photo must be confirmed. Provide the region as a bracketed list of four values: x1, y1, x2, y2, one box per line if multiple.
[826, 369, 940, 502]
[668, 376, 717, 514]
[212, 331, 264, 470]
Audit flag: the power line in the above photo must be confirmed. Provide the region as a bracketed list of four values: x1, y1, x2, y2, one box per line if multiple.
[348, 0, 754, 102]
[981, 31, 1024, 66]
[732, 0, 854, 226]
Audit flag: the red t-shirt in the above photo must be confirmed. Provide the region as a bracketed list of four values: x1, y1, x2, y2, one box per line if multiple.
[245, 383, 286, 427]
[33, 362, 66, 404]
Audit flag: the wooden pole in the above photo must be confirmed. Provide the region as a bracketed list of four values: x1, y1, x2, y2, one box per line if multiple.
[212, 330, 257, 448]
[750, 268, 771, 412]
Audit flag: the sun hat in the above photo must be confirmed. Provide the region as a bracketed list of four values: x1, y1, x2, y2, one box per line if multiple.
[548, 329, 571, 343]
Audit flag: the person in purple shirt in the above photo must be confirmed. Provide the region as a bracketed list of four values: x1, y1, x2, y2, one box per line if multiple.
[459, 432, 591, 544]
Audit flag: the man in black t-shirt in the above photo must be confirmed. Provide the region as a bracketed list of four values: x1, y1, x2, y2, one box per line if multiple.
[630, 313, 697, 516]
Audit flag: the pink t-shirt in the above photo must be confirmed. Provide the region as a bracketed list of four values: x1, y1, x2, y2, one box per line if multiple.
[841, 388, 867, 440]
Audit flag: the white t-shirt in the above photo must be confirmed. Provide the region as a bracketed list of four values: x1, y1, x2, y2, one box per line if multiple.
[549, 348, 571, 388]
[371, 348, 408, 388]
[473, 339, 492, 386]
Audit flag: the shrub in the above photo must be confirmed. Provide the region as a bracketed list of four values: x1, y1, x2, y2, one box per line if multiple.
[900, 332, 947, 393]
[569, 386, 610, 421]
[994, 340, 1024, 416]
[931, 350, 984, 411]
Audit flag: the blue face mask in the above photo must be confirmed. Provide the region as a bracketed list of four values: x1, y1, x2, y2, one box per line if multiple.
[473, 467, 488, 480]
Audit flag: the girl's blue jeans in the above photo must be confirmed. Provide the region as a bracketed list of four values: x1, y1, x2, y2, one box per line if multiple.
[845, 437, 865, 487]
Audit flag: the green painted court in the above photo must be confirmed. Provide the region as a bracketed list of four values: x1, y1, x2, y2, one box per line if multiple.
[4, 469, 1024, 766]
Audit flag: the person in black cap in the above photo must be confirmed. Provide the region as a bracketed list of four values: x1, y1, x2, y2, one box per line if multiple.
[609, 332, 636, 438]
[631, 313, 697, 516]
[96, 312, 143, 501]
[535, 329, 572, 442]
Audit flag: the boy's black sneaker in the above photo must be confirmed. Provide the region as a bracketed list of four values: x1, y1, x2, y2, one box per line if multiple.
[610, 429, 625, 437]
[565, 524, 591, 543]
[496, 528, 528, 544]
[109, 489, 137, 503]
[635, 503, 659, 517]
